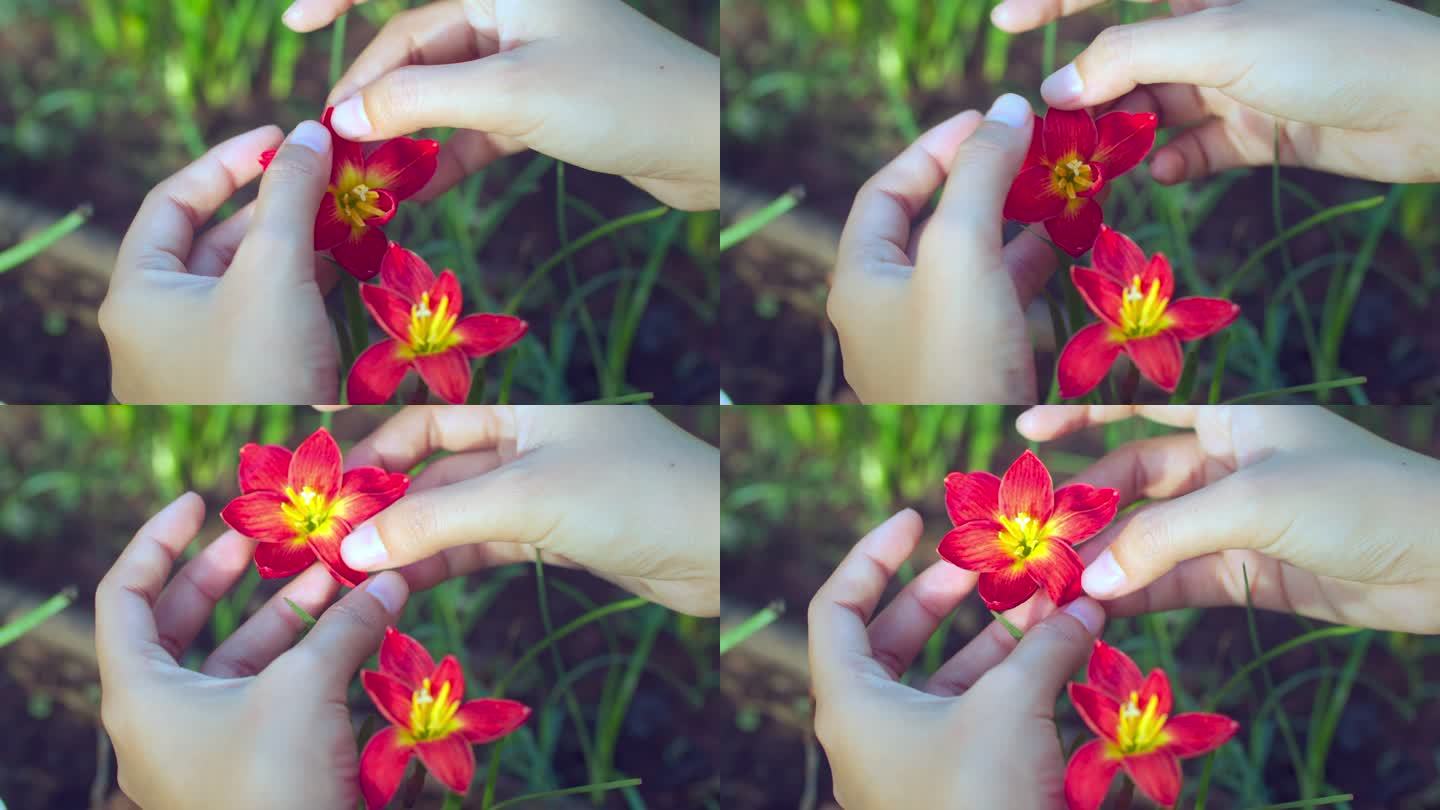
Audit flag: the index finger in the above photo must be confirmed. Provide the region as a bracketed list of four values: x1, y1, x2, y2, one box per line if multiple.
[326, 1, 486, 104]
[344, 405, 517, 472]
[990, 0, 1160, 33]
[1015, 405, 1202, 441]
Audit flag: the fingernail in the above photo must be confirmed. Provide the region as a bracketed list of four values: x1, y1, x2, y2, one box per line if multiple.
[1042, 63, 1085, 104]
[281, 2, 303, 28]
[989, 3, 1016, 29]
[1014, 409, 1041, 437]
[342, 524, 388, 569]
[331, 96, 372, 138]
[365, 572, 405, 614]
[985, 93, 1032, 129]
[288, 120, 330, 154]
[1062, 597, 1106, 636]
[1083, 550, 1126, 597]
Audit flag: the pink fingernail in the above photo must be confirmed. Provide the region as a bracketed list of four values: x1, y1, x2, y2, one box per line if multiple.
[341, 524, 388, 569]
[330, 97, 373, 138]
[1042, 63, 1085, 105]
[1083, 550, 1126, 597]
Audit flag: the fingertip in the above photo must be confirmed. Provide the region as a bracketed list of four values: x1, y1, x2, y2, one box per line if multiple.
[1014, 407, 1046, 439]
[1081, 550, 1127, 598]
[363, 571, 409, 616]
[1040, 63, 1086, 108]
[1059, 596, 1106, 637]
[330, 95, 374, 140]
[984, 93, 1033, 129]
[1150, 149, 1184, 184]
[341, 524, 389, 570]
[286, 119, 332, 155]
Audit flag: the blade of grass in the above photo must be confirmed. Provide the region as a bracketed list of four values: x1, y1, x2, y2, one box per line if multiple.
[719, 187, 804, 252]
[720, 601, 784, 654]
[1222, 376, 1366, 404]
[0, 587, 77, 647]
[488, 778, 644, 810]
[0, 206, 92, 273]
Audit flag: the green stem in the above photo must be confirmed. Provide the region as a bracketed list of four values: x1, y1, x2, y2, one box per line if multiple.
[342, 275, 370, 362]
[488, 779, 643, 810]
[329, 13, 347, 86]
[1223, 376, 1367, 405]
[505, 207, 669, 312]
[0, 206, 91, 274]
[492, 597, 649, 697]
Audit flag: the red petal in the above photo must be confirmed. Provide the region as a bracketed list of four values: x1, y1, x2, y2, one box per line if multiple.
[365, 137, 440, 201]
[331, 225, 389, 281]
[289, 428, 342, 500]
[362, 669, 417, 730]
[1003, 165, 1068, 223]
[430, 655, 467, 703]
[380, 243, 436, 302]
[936, 520, 1011, 573]
[1045, 198, 1104, 257]
[221, 492, 296, 543]
[1048, 484, 1120, 545]
[380, 626, 437, 688]
[1166, 297, 1240, 341]
[1069, 682, 1122, 743]
[416, 735, 476, 794]
[1058, 322, 1124, 399]
[315, 194, 351, 252]
[237, 443, 292, 494]
[944, 471, 1001, 526]
[976, 568, 1039, 611]
[454, 315, 528, 358]
[1021, 114, 1044, 169]
[1092, 111, 1158, 178]
[323, 106, 366, 185]
[362, 282, 416, 343]
[431, 270, 465, 315]
[1163, 712, 1240, 758]
[1064, 739, 1123, 810]
[414, 349, 474, 405]
[1026, 539, 1085, 606]
[1087, 640, 1144, 699]
[999, 449, 1053, 521]
[1090, 225, 1147, 283]
[348, 341, 413, 405]
[359, 726, 415, 810]
[1142, 252, 1176, 302]
[310, 524, 366, 587]
[455, 699, 531, 744]
[336, 467, 410, 527]
[1124, 332, 1185, 392]
[253, 539, 317, 579]
[1071, 266, 1126, 327]
[1123, 750, 1182, 807]
[1043, 107, 1098, 164]
[1139, 668, 1174, 717]
[258, 148, 277, 169]
[364, 190, 398, 229]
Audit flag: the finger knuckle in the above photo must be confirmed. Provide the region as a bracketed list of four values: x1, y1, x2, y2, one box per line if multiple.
[1092, 25, 1135, 72]
[263, 149, 323, 185]
[1122, 510, 1169, 565]
[373, 68, 426, 125]
[327, 600, 383, 636]
[381, 498, 440, 558]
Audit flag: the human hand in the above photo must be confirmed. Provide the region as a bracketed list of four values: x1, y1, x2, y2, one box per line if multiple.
[278, 0, 719, 211]
[991, 0, 1440, 184]
[334, 405, 720, 617]
[101, 122, 341, 404]
[96, 492, 412, 810]
[808, 509, 1109, 810]
[828, 94, 1061, 404]
[1018, 405, 1440, 634]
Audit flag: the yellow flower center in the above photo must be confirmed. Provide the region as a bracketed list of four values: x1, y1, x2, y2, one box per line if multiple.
[996, 512, 1051, 562]
[1112, 691, 1169, 756]
[407, 292, 462, 356]
[280, 485, 335, 538]
[1117, 275, 1171, 339]
[408, 677, 462, 741]
[331, 181, 385, 236]
[1051, 157, 1095, 200]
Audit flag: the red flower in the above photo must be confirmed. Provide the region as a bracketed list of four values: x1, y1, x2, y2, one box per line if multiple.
[359, 628, 531, 810]
[260, 108, 438, 281]
[937, 450, 1118, 611]
[1058, 226, 1240, 398]
[219, 427, 409, 586]
[1065, 640, 1239, 810]
[347, 244, 529, 405]
[1002, 107, 1157, 257]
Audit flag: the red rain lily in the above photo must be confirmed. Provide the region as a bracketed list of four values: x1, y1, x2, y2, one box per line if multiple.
[260, 107, 438, 280]
[1058, 226, 1240, 398]
[219, 427, 409, 586]
[347, 244, 529, 405]
[937, 450, 1118, 611]
[1003, 107, 1157, 257]
[1065, 640, 1239, 810]
[360, 628, 531, 809]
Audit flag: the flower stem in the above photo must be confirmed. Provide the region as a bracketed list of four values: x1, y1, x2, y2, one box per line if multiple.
[401, 759, 426, 809]
[1114, 777, 1135, 810]
[342, 276, 370, 361]
[1119, 364, 1140, 405]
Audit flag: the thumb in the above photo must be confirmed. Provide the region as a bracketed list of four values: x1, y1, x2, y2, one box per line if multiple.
[327, 58, 531, 143]
[988, 598, 1107, 710]
[926, 93, 1035, 247]
[240, 120, 333, 277]
[287, 571, 409, 690]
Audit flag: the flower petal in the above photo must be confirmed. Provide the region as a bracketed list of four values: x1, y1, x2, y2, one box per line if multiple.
[380, 242, 436, 302]
[1027, 538, 1085, 606]
[359, 726, 415, 810]
[1043, 107, 1099, 164]
[289, 428, 342, 499]
[453, 314, 529, 358]
[1142, 252, 1176, 303]
[310, 523, 366, 587]
[314, 194, 351, 252]
[1003, 165, 1069, 223]
[430, 655, 467, 703]
[381, 626, 437, 687]
[1021, 114, 1044, 169]
[258, 149, 277, 170]
[414, 349, 475, 405]
[1139, 667, 1174, 717]
[416, 735, 476, 794]
[1122, 750, 1182, 807]
[431, 269, 465, 315]
[976, 567, 1039, 611]
[362, 282, 416, 343]
[1087, 640, 1145, 700]
[364, 190, 398, 229]
[1092, 111, 1158, 178]
[362, 669, 417, 730]
[1048, 484, 1120, 545]
[1164, 712, 1240, 758]
[237, 443, 292, 494]
[1124, 331, 1185, 392]
[1090, 225, 1147, 283]
[1071, 266, 1126, 327]
[1166, 297, 1240, 341]
[1064, 739, 1123, 810]
[999, 449, 1053, 522]
[331, 225, 389, 281]
[221, 492, 297, 543]
[253, 539, 317, 579]
[944, 470, 1001, 526]
[455, 699, 531, 744]
[348, 341, 413, 405]
[1057, 322, 1124, 399]
[336, 467, 411, 527]
[1045, 197, 1104, 257]
[1069, 682, 1122, 743]
[936, 520, 1011, 573]
[323, 106, 366, 185]
[365, 137, 440, 201]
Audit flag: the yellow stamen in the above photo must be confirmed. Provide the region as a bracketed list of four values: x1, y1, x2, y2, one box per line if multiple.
[330, 181, 385, 238]
[1118, 275, 1171, 339]
[1113, 691, 1169, 755]
[996, 512, 1051, 562]
[1051, 157, 1096, 200]
[408, 677, 462, 741]
[279, 485, 335, 537]
[407, 292, 462, 356]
